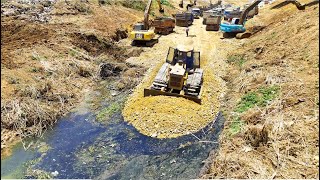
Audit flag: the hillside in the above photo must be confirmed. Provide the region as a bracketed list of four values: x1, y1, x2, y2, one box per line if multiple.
[1, 0, 176, 158]
[202, 1, 319, 178]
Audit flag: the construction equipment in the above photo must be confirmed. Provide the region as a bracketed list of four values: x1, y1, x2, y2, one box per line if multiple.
[153, 17, 175, 35]
[129, 0, 164, 46]
[220, 0, 262, 39]
[191, 7, 201, 18]
[144, 46, 203, 104]
[175, 12, 194, 27]
[243, 3, 259, 19]
[179, 0, 196, 9]
[199, 0, 222, 17]
[206, 14, 222, 31]
[202, 6, 224, 25]
[220, 0, 306, 39]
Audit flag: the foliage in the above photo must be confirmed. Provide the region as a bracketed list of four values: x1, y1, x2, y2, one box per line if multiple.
[228, 117, 244, 136]
[96, 102, 122, 121]
[120, 0, 147, 11]
[226, 55, 247, 69]
[236, 86, 280, 113]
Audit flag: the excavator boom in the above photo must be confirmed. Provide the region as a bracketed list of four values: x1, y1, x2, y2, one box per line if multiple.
[179, 0, 196, 8]
[238, 0, 261, 25]
[143, 0, 164, 30]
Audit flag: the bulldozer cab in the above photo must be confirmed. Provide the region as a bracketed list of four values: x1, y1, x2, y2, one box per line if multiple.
[166, 47, 200, 70]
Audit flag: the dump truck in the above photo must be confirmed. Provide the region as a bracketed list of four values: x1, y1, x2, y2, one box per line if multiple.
[144, 45, 203, 104]
[202, 7, 223, 24]
[191, 7, 201, 18]
[206, 15, 221, 31]
[175, 12, 194, 27]
[153, 17, 175, 35]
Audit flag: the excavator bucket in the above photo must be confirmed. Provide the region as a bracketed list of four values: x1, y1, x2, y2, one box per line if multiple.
[144, 88, 202, 104]
[236, 32, 252, 39]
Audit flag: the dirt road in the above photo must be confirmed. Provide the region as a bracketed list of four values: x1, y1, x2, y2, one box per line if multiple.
[122, 18, 237, 139]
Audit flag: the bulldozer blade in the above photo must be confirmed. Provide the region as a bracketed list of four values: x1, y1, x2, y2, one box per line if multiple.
[144, 88, 201, 104]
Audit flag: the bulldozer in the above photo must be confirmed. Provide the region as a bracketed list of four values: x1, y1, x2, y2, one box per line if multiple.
[129, 0, 164, 47]
[144, 45, 203, 104]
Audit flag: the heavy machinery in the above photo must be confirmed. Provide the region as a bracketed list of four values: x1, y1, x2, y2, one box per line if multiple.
[153, 17, 175, 35]
[191, 7, 201, 18]
[206, 14, 222, 31]
[220, 0, 306, 39]
[129, 0, 164, 46]
[220, 0, 262, 38]
[199, 0, 222, 17]
[202, 6, 224, 25]
[175, 12, 194, 27]
[179, 0, 196, 9]
[144, 46, 203, 104]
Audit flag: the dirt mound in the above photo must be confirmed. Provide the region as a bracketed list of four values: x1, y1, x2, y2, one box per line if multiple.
[203, 1, 319, 179]
[1, 20, 54, 68]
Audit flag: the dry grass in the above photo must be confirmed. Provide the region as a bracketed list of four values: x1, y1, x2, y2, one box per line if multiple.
[1, 0, 146, 157]
[202, 1, 319, 179]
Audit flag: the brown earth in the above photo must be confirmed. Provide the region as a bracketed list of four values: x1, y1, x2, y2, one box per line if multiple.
[1, 0, 162, 158]
[201, 0, 319, 178]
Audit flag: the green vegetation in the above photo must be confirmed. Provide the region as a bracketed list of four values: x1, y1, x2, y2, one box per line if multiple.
[96, 102, 122, 121]
[160, 0, 174, 8]
[120, 0, 147, 11]
[226, 55, 247, 69]
[258, 86, 280, 106]
[236, 86, 280, 113]
[228, 117, 244, 136]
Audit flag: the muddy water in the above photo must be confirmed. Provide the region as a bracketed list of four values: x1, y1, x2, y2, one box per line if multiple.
[1, 85, 225, 179]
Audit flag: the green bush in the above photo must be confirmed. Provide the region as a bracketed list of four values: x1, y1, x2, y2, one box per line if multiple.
[236, 85, 279, 113]
[120, 0, 147, 11]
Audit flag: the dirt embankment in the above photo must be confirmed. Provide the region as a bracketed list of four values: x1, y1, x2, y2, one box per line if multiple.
[1, 0, 148, 158]
[202, 1, 319, 179]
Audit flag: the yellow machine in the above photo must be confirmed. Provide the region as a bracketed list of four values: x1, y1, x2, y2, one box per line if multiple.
[129, 0, 164, 47]
[144, 45, 203, 104]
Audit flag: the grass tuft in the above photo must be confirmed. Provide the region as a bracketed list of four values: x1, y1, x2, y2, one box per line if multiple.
[236, 85, 280, 113]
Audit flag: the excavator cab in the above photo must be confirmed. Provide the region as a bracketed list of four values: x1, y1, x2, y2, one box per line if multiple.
[133, 23, 146, 31]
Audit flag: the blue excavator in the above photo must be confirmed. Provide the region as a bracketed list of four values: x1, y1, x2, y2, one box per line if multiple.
[220, 0, 262, 38]
[220, 0, 306, 39]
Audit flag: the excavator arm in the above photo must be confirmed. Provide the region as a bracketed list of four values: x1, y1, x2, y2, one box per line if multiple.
[179, 0, 196, 8]
[239, 0, 306, 25]
[143, 0, 164, 30]
[157, 0, 165, 13]
[238, 0, 262, 25]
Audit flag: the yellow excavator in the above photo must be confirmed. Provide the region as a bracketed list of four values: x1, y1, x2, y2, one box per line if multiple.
[129, 0, 164, 47]
[179, 0, 196, 9]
